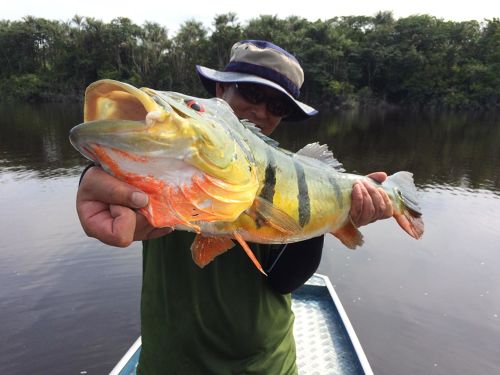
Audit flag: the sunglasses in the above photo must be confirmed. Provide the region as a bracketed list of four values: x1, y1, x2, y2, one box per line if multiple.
[234, 83, 293, 118]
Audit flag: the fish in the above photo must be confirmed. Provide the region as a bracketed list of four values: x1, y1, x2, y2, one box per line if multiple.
[70, 79, 424, 275]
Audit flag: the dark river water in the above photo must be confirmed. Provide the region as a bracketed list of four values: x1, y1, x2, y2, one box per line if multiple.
[1, 102, 499, 374]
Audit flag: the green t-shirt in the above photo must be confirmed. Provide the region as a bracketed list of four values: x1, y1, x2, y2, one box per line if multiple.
[137, 231, 298, 375]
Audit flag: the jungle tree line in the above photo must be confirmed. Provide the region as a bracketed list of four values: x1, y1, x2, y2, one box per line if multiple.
[0, 12, 499, 110]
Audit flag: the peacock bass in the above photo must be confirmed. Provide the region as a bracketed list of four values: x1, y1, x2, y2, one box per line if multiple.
[70, 79, 424, 275]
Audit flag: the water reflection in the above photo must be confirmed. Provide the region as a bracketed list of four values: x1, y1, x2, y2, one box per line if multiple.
[1, 103, 499, 192]
[0, 102, 85, 178]
[274, 109, 500, 192]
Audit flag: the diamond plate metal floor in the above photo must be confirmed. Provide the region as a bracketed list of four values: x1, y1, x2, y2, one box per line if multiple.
[292, 276, 366, 375]
[111, 275, 371, 375]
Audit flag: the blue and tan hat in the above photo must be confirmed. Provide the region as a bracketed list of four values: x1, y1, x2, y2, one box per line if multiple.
[196, 40, 318, 121]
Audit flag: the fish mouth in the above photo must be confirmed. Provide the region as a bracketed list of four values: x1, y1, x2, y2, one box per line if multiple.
[84, 79, 164, 123]
[70, 79, 171, 162]
[69, 118, 148, 160]
[82, 144, 99, 163]
[70, 79, 216, 165]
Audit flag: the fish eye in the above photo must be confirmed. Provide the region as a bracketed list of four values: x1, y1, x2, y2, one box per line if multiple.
[184, 99, 205, 113]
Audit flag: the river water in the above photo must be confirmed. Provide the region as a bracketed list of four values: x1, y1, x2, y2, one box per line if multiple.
[1, 103, 499, 374]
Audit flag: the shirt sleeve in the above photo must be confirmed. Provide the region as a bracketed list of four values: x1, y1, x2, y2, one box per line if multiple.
[78, 162, 97, 185]
[265, 236, 324, 294]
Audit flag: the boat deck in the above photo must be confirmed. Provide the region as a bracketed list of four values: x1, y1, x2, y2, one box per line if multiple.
[110, 274, 372, 375]
[292, 275, 371, 374]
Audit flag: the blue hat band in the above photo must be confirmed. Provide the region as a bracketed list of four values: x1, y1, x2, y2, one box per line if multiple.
[224, 61, 301, 99]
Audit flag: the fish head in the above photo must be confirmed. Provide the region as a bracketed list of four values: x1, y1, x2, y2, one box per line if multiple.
[70, 80, 260, 228]
[71, 80, 242, 164]
[69, 79, 257, 185]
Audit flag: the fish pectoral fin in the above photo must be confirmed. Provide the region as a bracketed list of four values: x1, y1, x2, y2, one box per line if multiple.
[232, 232, 267, 276]
[251, 197, 302, 235]
[191, 235, 235, 268]
[332, 221, 364, 249]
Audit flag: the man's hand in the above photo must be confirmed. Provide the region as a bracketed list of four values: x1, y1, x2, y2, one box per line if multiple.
[76, 166, 172, 247]
[350, 172, 393, 227]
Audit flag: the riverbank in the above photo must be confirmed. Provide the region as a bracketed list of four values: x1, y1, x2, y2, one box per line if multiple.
[2, 15, 499, 110]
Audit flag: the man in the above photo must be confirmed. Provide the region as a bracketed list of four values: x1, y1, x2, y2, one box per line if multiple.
[77, 40, 390, 374]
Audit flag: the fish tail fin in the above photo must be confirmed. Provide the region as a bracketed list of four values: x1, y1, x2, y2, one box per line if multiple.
[385, 172, 424, 239]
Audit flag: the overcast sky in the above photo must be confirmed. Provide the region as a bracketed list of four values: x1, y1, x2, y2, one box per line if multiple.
[4, 0, 499, 33]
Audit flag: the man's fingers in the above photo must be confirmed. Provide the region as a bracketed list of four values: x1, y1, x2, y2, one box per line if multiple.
[363, 181, 386, 219]
[350, 183, 364, 225]
[82, 204, 137, 247]
[350, 178, 393, 227]
[359, 183, 375, 223]
[379, 187, 394, 218]
[365, 172, 392, 219]
[367, 171, 387, 184]
[79, 166, 148, 208]
[109, 205, 137, 245]
[350, 183, 375, 227]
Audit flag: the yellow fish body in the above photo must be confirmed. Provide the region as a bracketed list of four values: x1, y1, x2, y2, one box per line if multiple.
[70, 79, 424, 274]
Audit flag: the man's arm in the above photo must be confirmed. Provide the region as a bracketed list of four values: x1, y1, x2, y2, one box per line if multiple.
[266, 236, 324, 294]
[77, 166, 171, 246]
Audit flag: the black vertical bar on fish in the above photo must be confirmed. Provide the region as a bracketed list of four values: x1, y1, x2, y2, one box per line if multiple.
[328, 176, 343, 209]
[255, 149, 277, 228]
[294, 160, 310, 227]
[259, 149, 277, 202]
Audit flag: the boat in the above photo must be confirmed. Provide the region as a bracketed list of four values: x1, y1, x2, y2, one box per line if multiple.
[110, 273, 373, 375]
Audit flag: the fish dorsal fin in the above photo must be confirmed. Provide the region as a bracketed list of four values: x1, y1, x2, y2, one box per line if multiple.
[296, 142, 344, 171]
[240, 119, 280, 148]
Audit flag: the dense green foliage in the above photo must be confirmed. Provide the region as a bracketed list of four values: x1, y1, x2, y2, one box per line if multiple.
[1, 13, 499, 110]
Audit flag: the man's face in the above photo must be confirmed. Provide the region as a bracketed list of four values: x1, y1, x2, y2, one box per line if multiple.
[215, 83, 290, 136]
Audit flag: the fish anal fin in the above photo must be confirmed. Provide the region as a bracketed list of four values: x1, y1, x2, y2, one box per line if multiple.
[252, 197, 301, 235]
[191, 235, 235, 268]
[233, 232, 267, 276]
[332, 221, 364, 249]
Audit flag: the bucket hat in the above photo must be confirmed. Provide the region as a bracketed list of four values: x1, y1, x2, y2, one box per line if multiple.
[196, 40, 318, 121]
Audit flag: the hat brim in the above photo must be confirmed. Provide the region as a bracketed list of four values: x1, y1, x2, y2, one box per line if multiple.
[196, 65, 318, 122]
